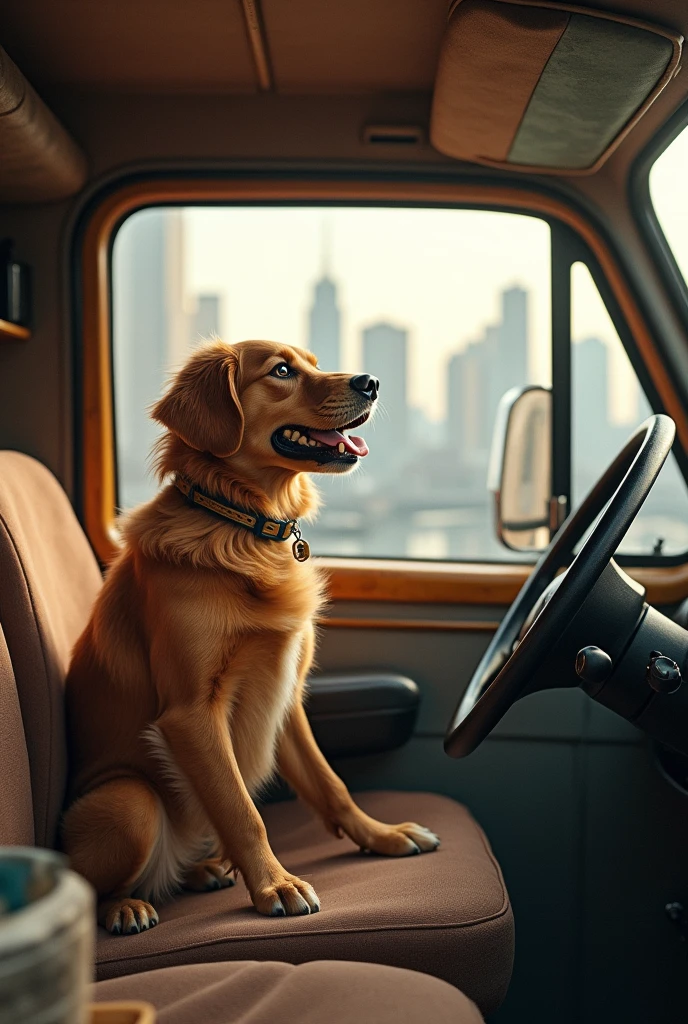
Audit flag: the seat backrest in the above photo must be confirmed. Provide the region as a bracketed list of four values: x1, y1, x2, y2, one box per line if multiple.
[0, 620, 34, 845]
[0, 451, 102, 848]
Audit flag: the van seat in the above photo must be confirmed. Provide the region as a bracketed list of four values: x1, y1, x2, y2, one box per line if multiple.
[0, 451, 514, 1016]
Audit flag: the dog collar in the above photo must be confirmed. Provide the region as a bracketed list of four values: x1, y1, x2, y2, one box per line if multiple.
[174, 475, 310, 561]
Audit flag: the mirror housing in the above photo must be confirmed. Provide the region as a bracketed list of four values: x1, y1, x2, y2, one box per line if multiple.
[488, 385, 556, 552]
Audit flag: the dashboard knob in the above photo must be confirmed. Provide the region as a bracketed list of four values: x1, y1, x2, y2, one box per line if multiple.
[646, 650, 682, 695]
[575, 646, 613, 685]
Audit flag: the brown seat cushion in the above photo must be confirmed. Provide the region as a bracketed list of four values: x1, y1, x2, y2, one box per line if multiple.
[96, 791, 513, 1016]
[93, 959, 484, 1023]
[0, 451, 102, 848]
[0, 620, 34, 846]
[0, 453, 511, 1013]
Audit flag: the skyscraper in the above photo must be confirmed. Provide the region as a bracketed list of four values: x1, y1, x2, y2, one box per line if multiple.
[307, 229, 341, 370]
[191, 293, 222, 344]
[447, 338, 496, 470]
[500, 285, 528, 390]
[573, 336, 612, 465]
[361, 322, 408, 481]
[113, 208, 189, 508]
[308, 277, 341, 371]
[445, 286, 530, 474]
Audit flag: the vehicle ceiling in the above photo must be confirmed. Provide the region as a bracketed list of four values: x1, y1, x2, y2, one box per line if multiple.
[1, 0, 687, 189]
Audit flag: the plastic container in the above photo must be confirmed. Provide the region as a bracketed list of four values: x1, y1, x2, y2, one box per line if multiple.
[0, 847, 94, 1024]
[89, 1004, 156, 1024]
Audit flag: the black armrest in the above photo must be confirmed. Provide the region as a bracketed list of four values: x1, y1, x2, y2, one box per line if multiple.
[305, 673, 420, 758]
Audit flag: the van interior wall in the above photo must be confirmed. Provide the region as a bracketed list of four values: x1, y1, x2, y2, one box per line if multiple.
[0, 90, 440, 499]
[0, 85, 683, 503]
[3, 84, 688, 1024]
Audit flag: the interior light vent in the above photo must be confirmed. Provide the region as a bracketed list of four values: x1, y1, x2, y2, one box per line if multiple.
[362, 125, 425, 146]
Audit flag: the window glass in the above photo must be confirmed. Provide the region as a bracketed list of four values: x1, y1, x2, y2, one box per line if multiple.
[572, 262, 688, 556]
[649, 124, 688, 284]
[113, 206, 551, 560]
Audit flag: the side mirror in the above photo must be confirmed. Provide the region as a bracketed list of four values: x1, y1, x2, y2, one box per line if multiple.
[488, 385, 558, 553]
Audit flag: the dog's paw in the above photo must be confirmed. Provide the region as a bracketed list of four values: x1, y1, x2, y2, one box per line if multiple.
[251, 871, 321, 917]
[104, 898, 159, 936]
[182, 858, 236, 892]
[361, 822, 440, 857]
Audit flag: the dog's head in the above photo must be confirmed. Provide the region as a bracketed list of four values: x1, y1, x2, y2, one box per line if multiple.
[152, 340, 378, 476]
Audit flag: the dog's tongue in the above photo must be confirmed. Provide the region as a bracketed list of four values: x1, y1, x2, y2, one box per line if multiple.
[308, 429, 369, 457]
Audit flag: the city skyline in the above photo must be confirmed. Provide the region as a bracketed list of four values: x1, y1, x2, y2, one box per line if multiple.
[111, 206, 688, 560]
[113, 207, 641, 503]
[182, 205, 554, 422]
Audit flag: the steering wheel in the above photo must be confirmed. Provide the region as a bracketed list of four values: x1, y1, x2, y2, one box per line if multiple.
[445, 414, 676, 758]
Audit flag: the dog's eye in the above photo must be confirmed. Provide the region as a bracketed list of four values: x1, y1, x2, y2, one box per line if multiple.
[270, 363, 295, 379]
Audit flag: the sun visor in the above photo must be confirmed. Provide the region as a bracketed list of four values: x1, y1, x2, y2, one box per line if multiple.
[430, 0, 682, 174]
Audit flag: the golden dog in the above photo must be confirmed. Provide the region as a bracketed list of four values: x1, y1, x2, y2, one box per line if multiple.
[63, 340, 439, 934]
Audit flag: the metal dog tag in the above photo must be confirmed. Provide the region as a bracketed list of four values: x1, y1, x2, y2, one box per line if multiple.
[292, 538, 311, 562]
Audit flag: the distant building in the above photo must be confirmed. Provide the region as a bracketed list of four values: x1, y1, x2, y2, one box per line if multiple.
[572, 335, 615, 481]
[113, 208, 189, 508]
[191, 294, 222, 344]
[409, 406, 445, 449]
[500, 286, 528, 392]
[447, 341, 493, 472]
[308, 275, 341, 371]
[361, 322, 408, 481]
[446, 285, 530, 473]
[307, 231, 341, 370]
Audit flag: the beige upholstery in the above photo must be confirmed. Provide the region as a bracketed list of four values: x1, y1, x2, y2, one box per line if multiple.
[0, 451, 102, 847]
[0, 452, 514, 1015]
[0, 620, 34, 845]
[94, 960, 484, 1023]
[95, 791, 513, 1015]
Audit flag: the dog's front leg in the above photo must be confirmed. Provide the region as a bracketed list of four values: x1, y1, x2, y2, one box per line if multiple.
[156, 692, 320, 916]
[278, 627, 440, 856]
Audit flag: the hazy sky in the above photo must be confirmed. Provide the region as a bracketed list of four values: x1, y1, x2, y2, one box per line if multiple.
[185, 206, 551, 422]
[178, 132, 687, 424]
[651, 126, 688, 282]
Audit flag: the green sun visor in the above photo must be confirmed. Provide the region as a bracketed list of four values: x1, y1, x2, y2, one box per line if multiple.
[431, 0, 682, 174]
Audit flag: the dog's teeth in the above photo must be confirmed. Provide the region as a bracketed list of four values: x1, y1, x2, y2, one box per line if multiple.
[309, 440, 316, 447]
[338, 442, 346, 453]
[284, 429, 292, 439]
[291, 430, 300, 441]
[298, 435, 309, 446]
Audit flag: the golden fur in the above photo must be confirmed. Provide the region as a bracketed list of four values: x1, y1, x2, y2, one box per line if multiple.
[63, 339, 439, 934]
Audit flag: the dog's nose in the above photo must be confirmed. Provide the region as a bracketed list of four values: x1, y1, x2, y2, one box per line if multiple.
[350, 374, 380, 401]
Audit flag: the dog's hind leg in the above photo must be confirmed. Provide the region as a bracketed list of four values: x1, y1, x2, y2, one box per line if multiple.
[181, 857, 236, 892]
[63, 777, 161, 934]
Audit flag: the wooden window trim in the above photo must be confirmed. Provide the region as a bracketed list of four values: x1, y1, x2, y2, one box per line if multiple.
[0, 318, 30, 342]
[80, 178, 688, 607]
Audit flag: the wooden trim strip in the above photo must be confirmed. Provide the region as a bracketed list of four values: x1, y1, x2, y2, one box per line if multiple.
[318, 557, 688, 608]
[79, 177, 688, 605]
[240, 0, 274, 92]
[0, 318, 30, 342]
[318, 556, 531, 606]
[319, 616, 500, 632]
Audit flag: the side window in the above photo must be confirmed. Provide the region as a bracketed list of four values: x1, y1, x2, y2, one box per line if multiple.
[112, 206, 552, 561]
[649, 124, 688, 285]
[571, 262, 688, 556]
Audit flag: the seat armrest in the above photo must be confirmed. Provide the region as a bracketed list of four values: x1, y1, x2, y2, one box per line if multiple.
[305, 673, 419, 757]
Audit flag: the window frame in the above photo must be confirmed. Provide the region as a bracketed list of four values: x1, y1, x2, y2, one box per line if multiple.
[631, 97, 688, 341]
[72, 174, 688, 605]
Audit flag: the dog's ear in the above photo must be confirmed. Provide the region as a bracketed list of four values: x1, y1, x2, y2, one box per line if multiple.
[152, 347, 244, 457]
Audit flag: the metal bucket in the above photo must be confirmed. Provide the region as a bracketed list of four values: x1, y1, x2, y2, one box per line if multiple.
[0, 847, 94, 1024]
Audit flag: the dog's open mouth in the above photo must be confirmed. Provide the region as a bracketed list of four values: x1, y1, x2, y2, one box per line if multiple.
[271, 411, 370, 464]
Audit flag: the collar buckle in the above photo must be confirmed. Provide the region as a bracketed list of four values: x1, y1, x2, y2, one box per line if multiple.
[175, 475, 305, 549]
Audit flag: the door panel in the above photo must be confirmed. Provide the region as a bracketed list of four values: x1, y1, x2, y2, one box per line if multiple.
[315, 594, 683, 1024]
[329, 731, 581, 1023]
